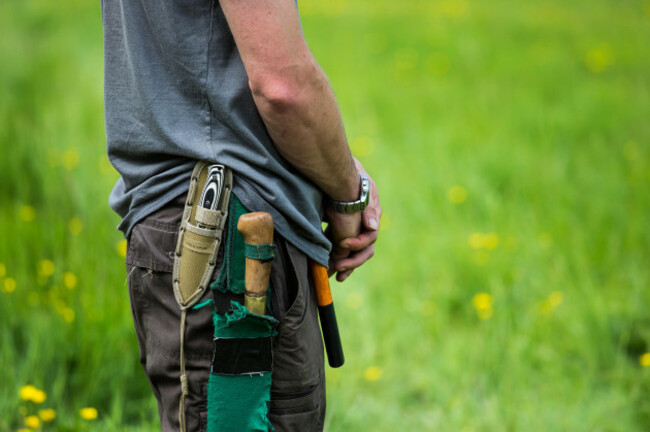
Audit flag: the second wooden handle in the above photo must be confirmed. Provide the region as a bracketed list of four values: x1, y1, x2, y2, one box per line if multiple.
[237, 212, 274, 300]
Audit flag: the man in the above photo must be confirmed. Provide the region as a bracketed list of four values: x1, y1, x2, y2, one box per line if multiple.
[102, 0, 381, 430]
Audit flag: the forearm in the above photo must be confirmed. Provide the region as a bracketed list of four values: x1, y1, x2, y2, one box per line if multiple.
[250, 62, 358, 202]
[219, 0, 379, 282]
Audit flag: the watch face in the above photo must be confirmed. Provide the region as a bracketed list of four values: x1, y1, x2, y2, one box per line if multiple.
[359, 173, 370, 205]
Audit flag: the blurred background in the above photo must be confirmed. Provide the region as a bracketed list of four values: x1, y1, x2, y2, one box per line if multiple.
[1, 0, 649, 430]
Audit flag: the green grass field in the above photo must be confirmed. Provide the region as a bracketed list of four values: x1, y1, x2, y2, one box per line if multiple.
[1, 0, 649, 430]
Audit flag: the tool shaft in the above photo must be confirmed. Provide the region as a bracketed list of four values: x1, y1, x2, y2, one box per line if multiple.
[310, 261, 344, 368]
[237, 212, 274, 315]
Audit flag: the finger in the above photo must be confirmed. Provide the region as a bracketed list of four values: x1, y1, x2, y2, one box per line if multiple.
[336, 268, 354, 282]
[328, 253, 349, 274]
[362, 208, 380, 231]
[340, 230, 378, 251]
[335, 245, 375, 272]
[329, 247, 350, 274]
[362, 197, 381, 233]
[328, 258, 344, 277]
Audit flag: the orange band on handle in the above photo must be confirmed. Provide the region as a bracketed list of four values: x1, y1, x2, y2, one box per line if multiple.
[310, 261, 333, 307]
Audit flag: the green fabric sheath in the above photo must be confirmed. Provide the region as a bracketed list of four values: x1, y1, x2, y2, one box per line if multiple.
[213, 301, 278, 339]
[207, 301, 278, 432]
[207, 373, 273, 432]
[212, 195, 249, 295]
[207, 195, 279, 431]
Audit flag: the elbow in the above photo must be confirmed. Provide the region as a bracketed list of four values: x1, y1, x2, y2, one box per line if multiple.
[250, 77, 301, 115]
[248, 62, 323, 115]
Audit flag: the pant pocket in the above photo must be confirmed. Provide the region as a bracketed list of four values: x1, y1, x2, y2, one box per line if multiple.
[270, 384, 319, 414]
[271, 242, 324, 387]
[268, 384, 323, 432]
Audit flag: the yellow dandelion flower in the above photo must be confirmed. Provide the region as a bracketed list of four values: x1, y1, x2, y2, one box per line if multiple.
[117, 239, 128, 258]
[69, 217, 83, 236]
[350, 136, 375, 157]
[31, 389, 47, 404]
[62, 308, 76, 323]
[80, 407, 98, 420]
[540, 291, 563, 315]
[3, 277, 16, 293]
[483, 233, 499, 250]
[472, 292, 493, 311]
[19, 385, 39, 401]
[38, 260, 56, 278]
[468, 233, 484, 249]
[61, 149, 80, 171]
[24, 416, 41, 429]
[468, 232, 498, 250]
[63, 272, 77, 289]
[0, 262, 5, 278]
[548, 291, 563, 308]
[473, 292, 494, 319]
[448, 185, 467, 204]
[364, 366, 383, 382]
[345, 292, 363, 310]
[19, 205, 36, 222]
[39, 408, 56, 422]
[640, 353, 650, 367]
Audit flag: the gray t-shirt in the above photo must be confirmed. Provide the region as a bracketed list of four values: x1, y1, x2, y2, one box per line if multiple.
[101, 0, 330, 266]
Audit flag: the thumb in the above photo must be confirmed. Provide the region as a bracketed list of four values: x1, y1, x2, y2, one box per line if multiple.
[362, 208, 379, 231]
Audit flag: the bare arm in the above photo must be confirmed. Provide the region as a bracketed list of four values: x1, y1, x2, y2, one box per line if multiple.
[220, 0, 359, 202]
[220, 0, 380, 279]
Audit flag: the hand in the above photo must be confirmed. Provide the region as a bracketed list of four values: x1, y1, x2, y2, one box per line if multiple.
[325, 210, 361, 281]
[327, 159, 381, 282]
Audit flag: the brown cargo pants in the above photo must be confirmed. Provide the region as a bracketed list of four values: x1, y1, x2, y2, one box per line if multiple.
[126, 195, 326, 431]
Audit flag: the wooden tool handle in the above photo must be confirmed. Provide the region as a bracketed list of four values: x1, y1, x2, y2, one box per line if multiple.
[237, 212, 274, 297]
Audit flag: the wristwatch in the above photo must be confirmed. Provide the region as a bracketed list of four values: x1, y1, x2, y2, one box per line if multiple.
[327, 173, 370, 214]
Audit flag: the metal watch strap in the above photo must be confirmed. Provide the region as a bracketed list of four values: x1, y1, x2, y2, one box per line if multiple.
[327, 173, 370, 214]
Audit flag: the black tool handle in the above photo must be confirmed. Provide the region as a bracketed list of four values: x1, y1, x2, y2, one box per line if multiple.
[310, 260, 345, 368]
[318, 303, 344, 368]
